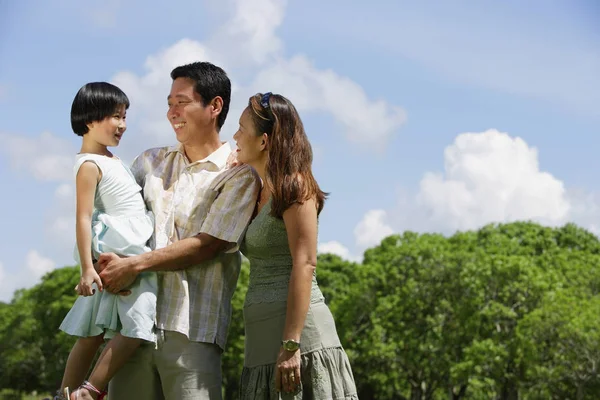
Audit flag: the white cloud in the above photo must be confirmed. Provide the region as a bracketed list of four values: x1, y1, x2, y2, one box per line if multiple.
[112, 39, 215, 156]
[318, 240, 357, 261]
[358, 129, 590, 238]
[47, 184, 76, 252]
[415, 130, 570, 232]
[0, 252, 57, 302]
[566, 190, 600, 237]
[2, 0, 404, 275]
[26, 250, 56, 279]
[50, 216, 74, 237]
[250, 55, 407, 146]
[216, 0, 284, 66]
[55, 183, 74, 199]
[332, 130, 599, 253]
[318, 241, 349, 257]
[354, 209, 395, 248]
[110, 0, 405, 152]
[0, 131, 76, 275]
[0, 131, 75, 181]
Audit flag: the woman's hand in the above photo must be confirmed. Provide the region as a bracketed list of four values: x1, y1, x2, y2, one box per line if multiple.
[275, 347, 301, 393]
[77, 269, 103, 296]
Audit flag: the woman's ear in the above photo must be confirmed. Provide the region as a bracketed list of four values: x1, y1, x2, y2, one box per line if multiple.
[260, 132, 269, 151]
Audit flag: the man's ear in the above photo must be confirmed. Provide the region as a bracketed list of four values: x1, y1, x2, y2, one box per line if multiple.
[211, 96, 224, 117]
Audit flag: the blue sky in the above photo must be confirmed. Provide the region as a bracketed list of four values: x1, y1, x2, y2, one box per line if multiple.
[0, 0, 599, 301]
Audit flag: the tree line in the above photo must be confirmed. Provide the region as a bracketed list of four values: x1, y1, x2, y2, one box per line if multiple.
[1, 222, 599, 399]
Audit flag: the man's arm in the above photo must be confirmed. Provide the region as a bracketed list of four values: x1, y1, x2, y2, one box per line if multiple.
[198, 164, 260, 252]
[97, 233, 227, 292]
[137, 233, 228, 271]
[98, 164, 260, 292]
[107, 233, 226, 272]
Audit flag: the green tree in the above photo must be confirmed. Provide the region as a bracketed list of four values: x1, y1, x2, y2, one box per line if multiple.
[325, 222, 600, 399]
[518, 290, 600, 399]
[316, 254, 359, 314]
[0, 267, 79, 395]
[339, 231, 461, 399]
[31, 266, 81, 390]
[3, 222, 600, 400]
[221, 260, 250, 399]
[0, 288, 42, 394]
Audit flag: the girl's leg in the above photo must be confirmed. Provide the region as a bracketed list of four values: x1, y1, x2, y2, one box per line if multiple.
[71, 333, 142, 400]
[61, 335, 105, 391]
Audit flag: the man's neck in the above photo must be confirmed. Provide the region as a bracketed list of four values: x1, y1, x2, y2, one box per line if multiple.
[182, 134, 223, 163]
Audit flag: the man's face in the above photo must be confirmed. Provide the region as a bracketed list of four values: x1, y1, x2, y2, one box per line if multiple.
[167, 77, 213, 144]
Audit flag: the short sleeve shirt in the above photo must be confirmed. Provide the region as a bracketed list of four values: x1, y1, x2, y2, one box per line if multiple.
[131, 142, 260, 348]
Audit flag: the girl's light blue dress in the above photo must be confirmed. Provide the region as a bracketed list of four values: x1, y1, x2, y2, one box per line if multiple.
[59, 154, 157, 342]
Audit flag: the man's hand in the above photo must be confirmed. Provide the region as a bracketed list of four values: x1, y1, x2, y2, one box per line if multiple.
[96, 252, 136, 295]
[226, 151, 240, 168]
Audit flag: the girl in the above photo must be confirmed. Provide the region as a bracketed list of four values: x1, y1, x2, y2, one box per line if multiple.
[234, 92, 358, 399]
[55, 82, 157, 400]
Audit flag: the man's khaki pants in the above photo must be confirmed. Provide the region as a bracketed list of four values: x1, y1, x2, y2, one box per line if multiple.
[108, 330, 223, 400]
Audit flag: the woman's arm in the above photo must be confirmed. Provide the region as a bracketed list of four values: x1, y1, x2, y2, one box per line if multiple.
[275, 197, 318, 393]
[281, 196, 319, 342]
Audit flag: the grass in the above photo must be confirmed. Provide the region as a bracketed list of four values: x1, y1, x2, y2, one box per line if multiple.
[0, 391, 53, 400]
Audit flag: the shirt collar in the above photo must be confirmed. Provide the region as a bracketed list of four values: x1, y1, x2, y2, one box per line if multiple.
[165, 142, 232, 169]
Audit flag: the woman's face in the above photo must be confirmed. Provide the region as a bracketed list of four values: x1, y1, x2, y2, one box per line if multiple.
[233, 108, 267, 166]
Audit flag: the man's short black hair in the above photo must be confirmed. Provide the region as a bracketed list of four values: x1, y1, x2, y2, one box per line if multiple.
[170, 62, 231, 130]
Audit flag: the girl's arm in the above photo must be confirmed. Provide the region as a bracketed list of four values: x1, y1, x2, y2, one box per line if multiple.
[75, 161, 103, 295]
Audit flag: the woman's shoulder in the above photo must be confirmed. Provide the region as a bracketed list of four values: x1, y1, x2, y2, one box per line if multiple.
[210, 164, 260, 191]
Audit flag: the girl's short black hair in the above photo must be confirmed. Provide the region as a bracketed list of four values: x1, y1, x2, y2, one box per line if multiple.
[71, 82, 130, 136]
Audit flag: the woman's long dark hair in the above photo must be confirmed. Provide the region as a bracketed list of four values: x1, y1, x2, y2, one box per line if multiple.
[247, 93, 327, 218]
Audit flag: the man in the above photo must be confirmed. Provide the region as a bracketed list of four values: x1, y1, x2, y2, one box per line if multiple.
[97, 61, 260, 399]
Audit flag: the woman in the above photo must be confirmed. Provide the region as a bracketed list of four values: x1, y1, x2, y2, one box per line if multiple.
[234, 92, 358, 399]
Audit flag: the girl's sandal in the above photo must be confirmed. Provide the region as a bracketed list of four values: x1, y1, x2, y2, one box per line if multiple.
[52, 387, 70, 400]
[74, 381, 107, 400]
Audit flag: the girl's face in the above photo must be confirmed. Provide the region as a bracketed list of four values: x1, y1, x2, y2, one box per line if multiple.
[87, 105, 127, 147]
[233, 108, 267, 167]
